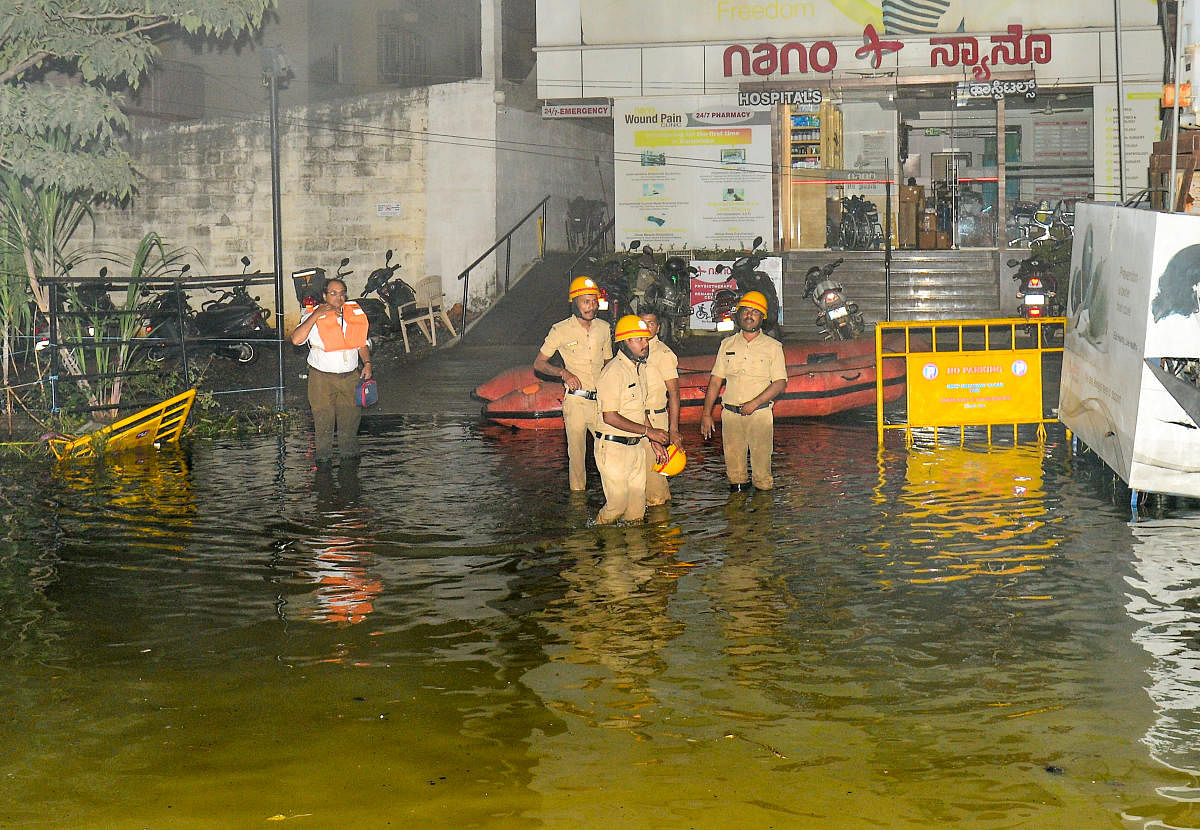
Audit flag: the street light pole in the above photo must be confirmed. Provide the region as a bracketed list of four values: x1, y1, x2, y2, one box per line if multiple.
[262, 47, 291, 411]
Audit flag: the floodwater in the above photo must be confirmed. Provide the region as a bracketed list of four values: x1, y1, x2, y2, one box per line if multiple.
[3, 379, 1200, 828]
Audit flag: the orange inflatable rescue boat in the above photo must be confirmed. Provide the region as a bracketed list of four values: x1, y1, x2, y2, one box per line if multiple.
[480, 339, 905, 431]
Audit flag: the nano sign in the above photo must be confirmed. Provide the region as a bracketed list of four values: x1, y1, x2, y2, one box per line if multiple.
[907, 350, 1044, 426]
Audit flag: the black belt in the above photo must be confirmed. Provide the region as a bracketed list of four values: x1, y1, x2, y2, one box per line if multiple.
[723, 401, 772, 414]
[594, 432, 643, 446]
[566, 388, 597, 400]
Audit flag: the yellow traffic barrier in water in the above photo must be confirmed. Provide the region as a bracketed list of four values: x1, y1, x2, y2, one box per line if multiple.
[48, 388, 197, 461]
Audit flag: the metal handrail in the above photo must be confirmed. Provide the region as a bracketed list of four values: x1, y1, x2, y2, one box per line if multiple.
[457, 194, 550, 336]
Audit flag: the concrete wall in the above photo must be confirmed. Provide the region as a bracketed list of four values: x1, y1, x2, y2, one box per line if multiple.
[87, 88, 614, 329]
[497, 107, 613, 255]
[88, 89, 430, 329]
[425, 81, 497, 314]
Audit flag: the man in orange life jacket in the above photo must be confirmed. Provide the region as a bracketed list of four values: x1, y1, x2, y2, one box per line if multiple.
[289, 278, 372, 462]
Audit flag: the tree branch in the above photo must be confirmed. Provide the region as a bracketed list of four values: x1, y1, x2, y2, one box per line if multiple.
[0, 51, 52, 85]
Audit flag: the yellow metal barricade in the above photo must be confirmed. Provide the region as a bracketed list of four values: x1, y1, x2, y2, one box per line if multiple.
[876, 318, 1064, 446]
[49, 388, 197, 461]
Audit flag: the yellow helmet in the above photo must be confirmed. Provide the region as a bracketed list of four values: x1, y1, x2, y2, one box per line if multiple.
[738, 291, 768, 314]
[614, 314, 651, 342]
[569, 276, 599, 300]
[653, 444, 687, 477]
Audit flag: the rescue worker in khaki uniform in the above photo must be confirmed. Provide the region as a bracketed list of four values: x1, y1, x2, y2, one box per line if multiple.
[595, 315, 670, 524]
[639, 310, 682, 506]
[699, 291, 788, 491]
[534, 276, 613, 491]
[289, 278, 372, 462]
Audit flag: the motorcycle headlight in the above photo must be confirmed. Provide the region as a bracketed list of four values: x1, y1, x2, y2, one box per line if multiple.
[716, 319, 735, 332]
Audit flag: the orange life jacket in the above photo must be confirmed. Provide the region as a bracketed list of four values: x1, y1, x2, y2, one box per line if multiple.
[313, 301, 369, 350]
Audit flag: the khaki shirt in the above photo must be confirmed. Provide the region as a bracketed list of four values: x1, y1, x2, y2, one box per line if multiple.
[539, 316, 612, 390]
[711, 331, 788, 407]
[596, 351, 649, 438]
[644, 336, 678, 413]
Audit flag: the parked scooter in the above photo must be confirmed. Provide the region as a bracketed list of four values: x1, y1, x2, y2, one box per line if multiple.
[710, 236, 780, 336]
[141, 258, 273, 365]
[803, 257, 865, 341]
[192, 256, 274, 363]
[355, 249, 416, 339]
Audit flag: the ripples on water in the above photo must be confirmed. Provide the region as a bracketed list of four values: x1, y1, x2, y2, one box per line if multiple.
[2, 416, 1200, 827]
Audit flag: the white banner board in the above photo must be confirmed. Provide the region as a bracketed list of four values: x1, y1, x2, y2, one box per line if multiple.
[1060, 203, 1200, 497]
[614, 97, 774, 251]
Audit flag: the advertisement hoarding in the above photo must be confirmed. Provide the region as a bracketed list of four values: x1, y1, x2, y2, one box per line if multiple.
[614, 97, 774, 251]
[1060, 203, 1200, 497]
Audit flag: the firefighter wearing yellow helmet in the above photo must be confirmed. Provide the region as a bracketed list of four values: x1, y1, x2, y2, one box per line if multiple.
[594, 315, 670, 524]
[699, 289, 787, 492]
[638, 308, 682, 507]
[533, 275, 612, 491]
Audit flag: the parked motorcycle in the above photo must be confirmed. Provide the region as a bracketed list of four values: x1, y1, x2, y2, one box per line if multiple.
[354, 249, 416, 339]
[803, 257, 865, 341]
[1009, 241, 1067, 337]
[565, 197, 608, 252]
[641, 251, 696, 346]
[710, 236, 780, 336]
[593, 255, 631, 324]
[65, 266, 117, 341]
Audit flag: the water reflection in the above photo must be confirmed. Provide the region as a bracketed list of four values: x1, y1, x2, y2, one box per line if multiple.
[1127, 514, 1200, 796]
[871, 443, 1062, 590]
[5, 420, 1200, 826]
[533, 524, 686, 734]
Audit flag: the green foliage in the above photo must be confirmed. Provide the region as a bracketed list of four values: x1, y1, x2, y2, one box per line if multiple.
[1, 0, 273, 199]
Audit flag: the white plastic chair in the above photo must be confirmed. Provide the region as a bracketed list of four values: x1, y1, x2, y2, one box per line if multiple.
[402, 275, 458, 347]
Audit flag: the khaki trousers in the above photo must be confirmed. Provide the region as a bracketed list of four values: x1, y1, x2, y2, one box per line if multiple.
[308, 367, 361, 460]
[644, 409, 671, 506]
[563, 393, 598, 491]
[720, 406, 774, 489]
[595, 437, 648, 524]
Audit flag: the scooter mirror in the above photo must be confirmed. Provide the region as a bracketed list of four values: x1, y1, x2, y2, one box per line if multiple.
[1007, 259, 1020, 267]
[629, 240, 641, 250]
[241, 255, 251, 268]
[753, 235, 764, 250]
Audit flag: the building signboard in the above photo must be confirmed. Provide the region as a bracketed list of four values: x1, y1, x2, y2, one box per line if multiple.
[554, 0, 1158, 46]
[541, 102, 613, 118]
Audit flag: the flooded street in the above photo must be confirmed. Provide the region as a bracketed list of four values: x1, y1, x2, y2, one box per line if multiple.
[2, 346, 1200, 828]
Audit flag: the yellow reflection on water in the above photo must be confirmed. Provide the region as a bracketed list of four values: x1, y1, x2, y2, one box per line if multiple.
[873, 444, 1061, 589]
